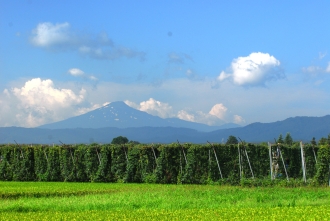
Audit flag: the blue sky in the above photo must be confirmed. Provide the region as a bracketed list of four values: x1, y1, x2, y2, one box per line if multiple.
[1, 1, 330, 127]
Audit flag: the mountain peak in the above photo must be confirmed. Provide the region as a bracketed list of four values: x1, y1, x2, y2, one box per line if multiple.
[95, 101, 135, 110]
[108, 101, 128, 107]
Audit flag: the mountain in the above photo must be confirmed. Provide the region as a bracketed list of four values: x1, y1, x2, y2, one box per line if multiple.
[1, 115, 330, 144]
[202, 115, 330, 143]
[39, 101, 239, 132]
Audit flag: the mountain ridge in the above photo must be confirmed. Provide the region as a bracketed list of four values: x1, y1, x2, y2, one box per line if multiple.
[1, 114, 330, 144]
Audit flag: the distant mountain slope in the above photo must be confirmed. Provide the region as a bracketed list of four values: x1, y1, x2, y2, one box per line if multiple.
[0, 127, 204, 144]
[206, 115, 330, 142]
[2, 115, 330, 144]
[38, 101, 239, 132]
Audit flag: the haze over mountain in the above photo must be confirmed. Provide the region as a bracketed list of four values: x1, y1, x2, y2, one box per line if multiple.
[1, 115, 330, 144]
[39, 101, 239, 132]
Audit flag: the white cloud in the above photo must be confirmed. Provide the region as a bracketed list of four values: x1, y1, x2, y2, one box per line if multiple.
[1, 74, 329, 128]
[139, 98, 173, 118]
[176, 103, 244, 126]
[68, 68, 84, 76]
[233, 115, 245, 124]
[218, 52, 283, 87]
[209, 103, 227, 120]
[177, 110, 195, 122]
[193, 111, 222, 126]
[75, 102, 109, 116]
[177, 109, 223, 126]
[302, 63, 330, 77]
[0, 78, 103, 127]
[124, 100, 140, 109]
[302, 66, 323, 74]
[89, 75, 98, 81]
[125, 99, 241, 126]
[126, 98, 234, 125]
[67, 68, 98, 81]
[218, 71, 231, 81]
[31, 22, 71, 47]
[125, 98, 174, 118]
[30, 22, 145, 61]
[12, 78, 84, 107]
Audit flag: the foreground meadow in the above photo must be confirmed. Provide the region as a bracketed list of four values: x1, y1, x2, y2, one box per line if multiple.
[0, 182, 329, 220]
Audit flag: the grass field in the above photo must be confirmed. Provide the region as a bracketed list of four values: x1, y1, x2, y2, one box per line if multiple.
[0, 182, 330, 220]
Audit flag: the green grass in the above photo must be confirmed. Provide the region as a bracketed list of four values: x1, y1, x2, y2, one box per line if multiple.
[0, 182, 330, 220]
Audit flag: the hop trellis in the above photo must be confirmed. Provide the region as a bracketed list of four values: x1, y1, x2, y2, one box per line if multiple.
[0, 142, 328, 185]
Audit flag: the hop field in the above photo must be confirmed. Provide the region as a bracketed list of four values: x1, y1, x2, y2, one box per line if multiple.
[0, 182, 329, 220]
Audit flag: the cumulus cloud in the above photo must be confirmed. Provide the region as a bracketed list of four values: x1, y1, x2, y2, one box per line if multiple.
[125, 98, 174, 118]
[233, 115, 245, 124]
[209, 103, 227, 120]
[218, 52, 284, 87]
[0, 78, 101, 127]
[139, 98, 174, 118]
[30, 22, 145, 61]
[176, 103, 245, 126]
[30, 22, 73, 47]
[12, 78, 84, 107]
[177, 110, 195, 122]
[125, 98, 243, 126]
[177, 109, 223, 126]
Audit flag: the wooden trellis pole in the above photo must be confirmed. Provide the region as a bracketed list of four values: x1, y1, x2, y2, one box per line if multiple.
[312, 144, 317, 164]
[151, 143, 157, 165]
[277, 144, 289, 182]
[207, 141, 223, 179]
[177, 140, 187, 165]
[95, 147, 101, 165]
[300, 141, 307, 183]
[268, 142, 273, 180]
[179, 150, 183, 175]
[238, 143, 242, 179]
[239, 138, 254, 179]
